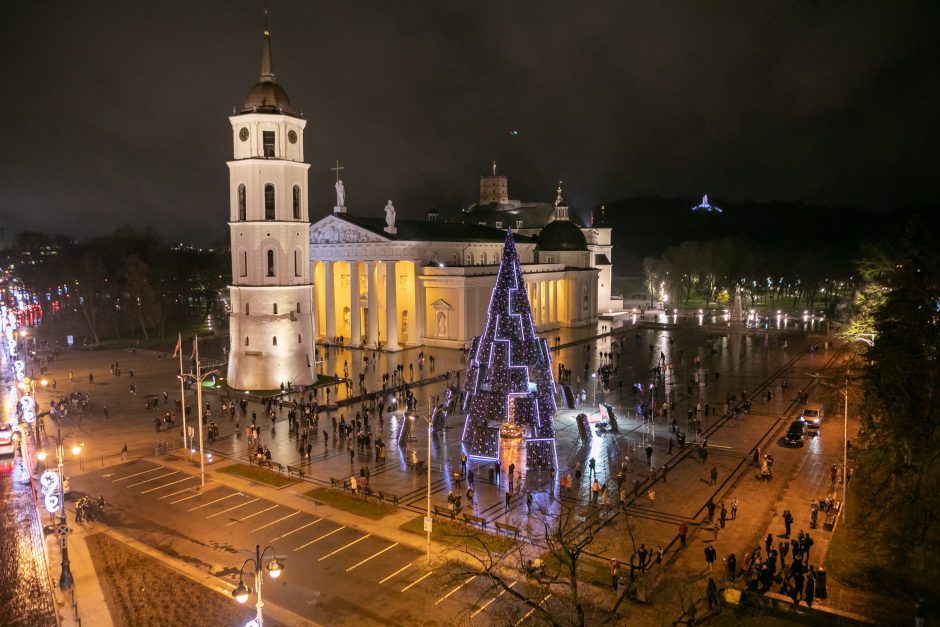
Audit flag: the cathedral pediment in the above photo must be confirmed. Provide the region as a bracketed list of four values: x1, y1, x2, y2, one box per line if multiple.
[310, 216, 388, 244]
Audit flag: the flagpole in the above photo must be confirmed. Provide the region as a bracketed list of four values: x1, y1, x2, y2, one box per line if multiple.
[177, 333, 188, 456]
[196, 334, 206, 487]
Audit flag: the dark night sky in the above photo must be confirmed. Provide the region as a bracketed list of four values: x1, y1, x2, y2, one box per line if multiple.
[2, 1, 938, 245]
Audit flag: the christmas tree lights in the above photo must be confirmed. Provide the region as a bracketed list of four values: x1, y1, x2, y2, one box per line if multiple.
[461, 229, 557, 469]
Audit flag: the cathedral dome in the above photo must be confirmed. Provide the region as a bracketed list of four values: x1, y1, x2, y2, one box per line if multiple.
[536, 219, 587, 251]
[242, 81, 294, 115]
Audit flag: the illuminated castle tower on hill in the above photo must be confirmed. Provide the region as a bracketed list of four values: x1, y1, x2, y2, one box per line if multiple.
[461, 229, 557, 469]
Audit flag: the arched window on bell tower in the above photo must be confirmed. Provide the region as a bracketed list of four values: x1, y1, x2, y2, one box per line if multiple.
[292, 185, 301, 219]
[266, 250, 275, 277]
[264, 184, 275, 220]
[238, 184, 247, 221]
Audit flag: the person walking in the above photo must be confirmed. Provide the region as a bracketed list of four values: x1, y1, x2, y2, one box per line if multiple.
[609, 558, 620, 590]
[706, 498, 716, 523]
[765, 533, 774, 555]
[710, 466, 718, 485]
[648, 487, 656, 507]
[704, 545, 717, 572]
[783, 510, 793, 537]
[120, 442, 128, 461]
[678, 521, 688, 547]
[730, 496, 738, 520]
[719, 502, 727, 528]
[645, 445, 653, 466]
[804, 567, 816, 607]
[707, 577, 719, 609]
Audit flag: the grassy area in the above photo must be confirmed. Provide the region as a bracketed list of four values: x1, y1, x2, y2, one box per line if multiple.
[87, 533, 260, 627]
[217, 463, 297, 487]
[303, 487, 396, 519]
[400, 515, 517, 554]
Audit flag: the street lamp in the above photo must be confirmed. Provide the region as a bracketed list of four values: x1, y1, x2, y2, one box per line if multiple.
[409, 403, 433, 565]
[591, 372, 597, 408]
[54, 429, 73, 589]
[232, 544, 283, 627]
[181, 366, 218, 489]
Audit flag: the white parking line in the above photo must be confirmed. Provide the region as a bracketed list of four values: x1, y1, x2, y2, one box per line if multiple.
[126, 471, 177, 488]
[435, 575, 476, 605]
[141, 476, 195, 494]
[170, 491, 209, 504]
[346, 542, 399, 572]
[113, 467, 162, 482]
[226, 505, 279, 527]
[379, 562, 412, 584]
[515, 593, 551, 625]
[251, 511, 299, 533]
[470, 581, 516, 618]
[400, 571, 434, 592]
[187, 493, 238, 511]
[269, 518, 322, 543]
[158, 485, 200, 500]
[293, 526, 346, 552]
[317, 534, 371, 562]
[206, 498, 260, 519]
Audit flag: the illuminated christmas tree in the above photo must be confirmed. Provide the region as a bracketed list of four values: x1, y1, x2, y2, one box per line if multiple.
[461, 229, 557, 469]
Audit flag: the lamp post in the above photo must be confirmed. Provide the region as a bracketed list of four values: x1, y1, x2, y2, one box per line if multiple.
[55, 429, 73, 589]
[181, 355, 218, 488]
[232, 544, 283, 627]
[591, 372, 597, 408]
[410, 405, 433, 566]
[841, 380, 848, 522]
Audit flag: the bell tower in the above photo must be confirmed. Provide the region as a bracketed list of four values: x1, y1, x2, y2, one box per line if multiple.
[226, 7, 316, 390]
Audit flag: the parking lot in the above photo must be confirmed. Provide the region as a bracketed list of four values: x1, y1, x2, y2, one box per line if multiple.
[72, 459, 556, 626]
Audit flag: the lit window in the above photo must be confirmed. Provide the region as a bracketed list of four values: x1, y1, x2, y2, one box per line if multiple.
[264, 184, 275, 220]
[495, 221, 503, 228]
[516, 220, 523, 228]
[263, 131, 275, 157]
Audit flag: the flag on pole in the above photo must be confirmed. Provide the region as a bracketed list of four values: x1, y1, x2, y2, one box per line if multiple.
[172, 333, 182, 358]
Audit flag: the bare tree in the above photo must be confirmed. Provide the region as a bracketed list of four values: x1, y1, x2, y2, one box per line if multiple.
[442, 499, 635, 626]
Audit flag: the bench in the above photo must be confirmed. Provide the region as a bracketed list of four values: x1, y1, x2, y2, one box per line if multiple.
[285, 466, 306, 480]
[330, 477, 351, 491]
[495, 521, 520, 537]
[463, 513, 487, 529]
[379, 491, 400, 506]
[433, 504, 461, 520]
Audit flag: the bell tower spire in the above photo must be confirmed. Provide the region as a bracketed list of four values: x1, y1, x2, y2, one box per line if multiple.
[260, 2, 275, 82]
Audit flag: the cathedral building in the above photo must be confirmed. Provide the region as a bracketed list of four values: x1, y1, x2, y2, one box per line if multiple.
[308, 171, 613, 350]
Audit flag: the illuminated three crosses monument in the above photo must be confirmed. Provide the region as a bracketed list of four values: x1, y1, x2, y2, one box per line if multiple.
[461, 229, 558, 470]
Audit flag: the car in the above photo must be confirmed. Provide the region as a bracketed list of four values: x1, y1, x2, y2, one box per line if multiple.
[0, 423, 15, 457]
[800, 403, 825, 431]
[784, 419, 807, 446]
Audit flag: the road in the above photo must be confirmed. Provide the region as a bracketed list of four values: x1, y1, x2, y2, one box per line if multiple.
[0, 351, 58, 626]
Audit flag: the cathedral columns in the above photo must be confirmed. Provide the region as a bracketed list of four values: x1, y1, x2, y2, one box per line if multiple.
[385, 261, 400, 351]
[324, 260, 336, 339]
[549, 280, 555, 322]
[365, 260, 379, 348]
[349, 261, 361, 346]
[414, 260, 426, 344]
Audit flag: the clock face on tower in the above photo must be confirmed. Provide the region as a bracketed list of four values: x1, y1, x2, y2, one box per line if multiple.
[288, 130, 297, 144]
[239, 128, 249, 141]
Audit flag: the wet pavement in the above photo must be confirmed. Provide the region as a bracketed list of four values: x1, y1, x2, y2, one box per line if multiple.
[0, 352, 57, 627]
